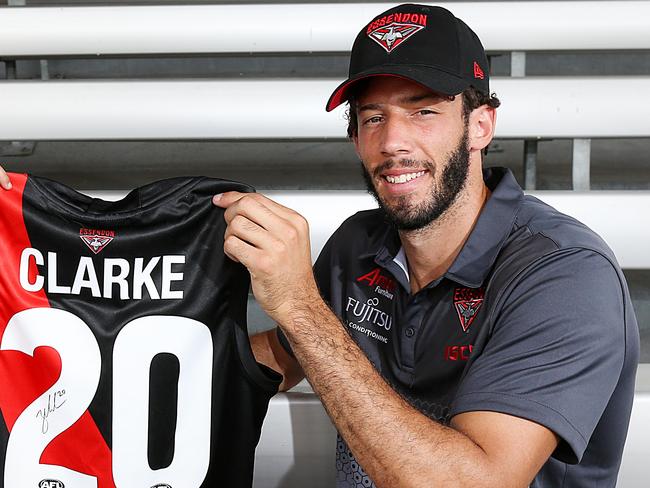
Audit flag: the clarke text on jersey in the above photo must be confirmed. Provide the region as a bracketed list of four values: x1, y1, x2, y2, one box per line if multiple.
[18, 247, 185, 299]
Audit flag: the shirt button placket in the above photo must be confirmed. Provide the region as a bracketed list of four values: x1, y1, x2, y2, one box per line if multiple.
[398, 294, 424, 381]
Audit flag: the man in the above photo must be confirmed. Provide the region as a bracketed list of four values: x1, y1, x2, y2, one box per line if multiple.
[0, 4, 639, 487]
[212, 4, 639, 487]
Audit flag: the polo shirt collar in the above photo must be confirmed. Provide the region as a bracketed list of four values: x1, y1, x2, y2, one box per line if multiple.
[373, 167, 524, 290]
[444, 167, 523, 287]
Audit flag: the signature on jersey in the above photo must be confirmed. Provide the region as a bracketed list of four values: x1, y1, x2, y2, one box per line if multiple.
[35, 389, 67, 434]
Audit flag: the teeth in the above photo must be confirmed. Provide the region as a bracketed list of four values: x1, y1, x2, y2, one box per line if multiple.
[385, 171, 425, 184]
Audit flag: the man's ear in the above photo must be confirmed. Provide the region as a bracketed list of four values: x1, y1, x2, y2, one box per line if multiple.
[468, 105, 497, 153]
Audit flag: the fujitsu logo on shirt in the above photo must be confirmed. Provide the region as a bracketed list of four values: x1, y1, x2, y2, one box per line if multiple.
[79, 228, 115, 254]
[346, 296, 393, 331]
[366, 12, 427, 53]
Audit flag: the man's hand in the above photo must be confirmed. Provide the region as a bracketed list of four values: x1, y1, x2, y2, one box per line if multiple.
[213, 191, 319, 323]
[0, 166, 12, 190]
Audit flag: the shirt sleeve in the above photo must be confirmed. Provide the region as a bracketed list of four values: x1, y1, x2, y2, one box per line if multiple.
[449, 248, 627, 464]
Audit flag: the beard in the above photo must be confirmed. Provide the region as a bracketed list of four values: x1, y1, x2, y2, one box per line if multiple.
[360, 128, 471, 231]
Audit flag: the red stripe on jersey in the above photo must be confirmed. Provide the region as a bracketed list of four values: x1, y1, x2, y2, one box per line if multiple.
[0, 173, 115, 487]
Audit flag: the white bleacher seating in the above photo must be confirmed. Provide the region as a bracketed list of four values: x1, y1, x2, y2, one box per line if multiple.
[1, 77, 650, 140]
[0, 2, 649, 55]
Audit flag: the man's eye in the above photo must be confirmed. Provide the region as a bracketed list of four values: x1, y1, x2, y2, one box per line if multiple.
[364, 116, 383, 125]
[417, 109, 437, 116]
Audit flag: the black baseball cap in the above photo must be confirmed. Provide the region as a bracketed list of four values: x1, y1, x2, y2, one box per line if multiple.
[326, 3, 489, 111]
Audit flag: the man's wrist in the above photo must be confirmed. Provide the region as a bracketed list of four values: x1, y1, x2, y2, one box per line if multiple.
[275, 287, 330, 337]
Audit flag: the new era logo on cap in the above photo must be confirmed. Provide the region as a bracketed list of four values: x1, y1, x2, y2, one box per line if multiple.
[473, 61, 485, 80]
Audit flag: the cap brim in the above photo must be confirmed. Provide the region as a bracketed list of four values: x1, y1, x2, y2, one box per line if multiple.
[325, 66, 470, 112]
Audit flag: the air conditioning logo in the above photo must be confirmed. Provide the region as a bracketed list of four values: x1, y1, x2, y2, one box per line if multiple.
[39, 480, 64, 488]
[79, 228, 115, 254]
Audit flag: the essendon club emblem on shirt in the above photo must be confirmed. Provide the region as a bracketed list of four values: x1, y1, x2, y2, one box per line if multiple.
[453, 287, 485, 332]
[79, 228, 115, 254]
[367, 22, 425, 53]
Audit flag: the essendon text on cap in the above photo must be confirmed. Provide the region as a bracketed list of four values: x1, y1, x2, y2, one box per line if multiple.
[366, 12, 427, 34]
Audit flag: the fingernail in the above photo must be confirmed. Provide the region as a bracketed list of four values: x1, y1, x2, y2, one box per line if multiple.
[4, 182, 11, 190]
[212, 194, 223, 203]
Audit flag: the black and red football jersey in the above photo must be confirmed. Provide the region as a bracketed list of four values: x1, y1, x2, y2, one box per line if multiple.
[0, 174, 280, 488]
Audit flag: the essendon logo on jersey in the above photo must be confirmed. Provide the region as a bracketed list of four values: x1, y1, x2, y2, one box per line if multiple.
[366, 13, 427, 53]
[453, 287, 485, 332]
[79, 228, 115, 254]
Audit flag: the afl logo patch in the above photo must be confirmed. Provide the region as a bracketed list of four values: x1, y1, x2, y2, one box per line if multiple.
[39, 481, 64, 488]
[151, 484, 172, 488]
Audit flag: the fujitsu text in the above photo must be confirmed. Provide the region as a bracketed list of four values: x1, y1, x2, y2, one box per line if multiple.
[345, 296, 392, 330]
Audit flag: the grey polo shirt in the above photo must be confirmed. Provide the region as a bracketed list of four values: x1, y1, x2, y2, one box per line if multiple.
[279, 167, 639, 487]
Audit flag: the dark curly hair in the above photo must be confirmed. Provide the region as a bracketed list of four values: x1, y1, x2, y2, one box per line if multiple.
[345, 82, 501, 155]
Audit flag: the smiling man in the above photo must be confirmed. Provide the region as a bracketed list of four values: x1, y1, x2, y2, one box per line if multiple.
[214, 4, 638, 487]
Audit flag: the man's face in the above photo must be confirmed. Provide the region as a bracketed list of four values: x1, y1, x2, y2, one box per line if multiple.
[353, 77, 470, 231]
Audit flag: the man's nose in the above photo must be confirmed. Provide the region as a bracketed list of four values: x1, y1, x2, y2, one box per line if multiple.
[379, 116, 413, 157]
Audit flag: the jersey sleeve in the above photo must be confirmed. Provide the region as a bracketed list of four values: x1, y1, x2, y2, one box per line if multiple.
[449, 248, 628, 464]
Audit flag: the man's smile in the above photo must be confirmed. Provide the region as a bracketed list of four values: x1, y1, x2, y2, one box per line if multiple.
[383, 170, 427, 185]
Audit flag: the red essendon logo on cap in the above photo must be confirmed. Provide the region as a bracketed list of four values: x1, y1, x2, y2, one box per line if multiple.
[473, 61, 485, 80]
[367, 13, 427, 53]
[79, 228, 115, 254]
[453, 287, 484, 332]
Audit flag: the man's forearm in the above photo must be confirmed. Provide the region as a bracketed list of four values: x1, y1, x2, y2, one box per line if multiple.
[278, 294, 494, 488]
